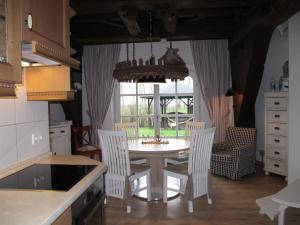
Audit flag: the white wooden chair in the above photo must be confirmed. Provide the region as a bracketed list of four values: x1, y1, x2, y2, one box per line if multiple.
[114, 122, 137, 140]
[164, 121, 205, 167]
[114, 122, 146, 165]
[163, 128, 215, 213]
[98, 130, 151, 213]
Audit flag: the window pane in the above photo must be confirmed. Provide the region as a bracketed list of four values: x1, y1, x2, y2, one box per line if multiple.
[160, 116, 176, 137]
[137, 83, 154, 94]
[178, 117, 194, 137]
[138, 96, 154, 115]
[160, 79, 175, 94]
[121, 117, 136, 123]
[178, 76, 193, 93]
[177, 97, 193, 114]
[160, 97, 176, 115]
[121, 96, 136, 116]
[120, 82, 136, 94]
[139, 117, 154, 137]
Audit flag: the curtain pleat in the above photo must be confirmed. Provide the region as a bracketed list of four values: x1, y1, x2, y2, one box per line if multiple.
[190, 40, 234, 142]
[83, 44, 121, 145]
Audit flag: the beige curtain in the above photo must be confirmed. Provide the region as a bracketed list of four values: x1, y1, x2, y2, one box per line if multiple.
[83, 44, 121, 145]
[190, 40, 234, 142]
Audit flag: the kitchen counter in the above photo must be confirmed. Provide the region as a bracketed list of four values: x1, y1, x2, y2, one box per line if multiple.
[0, 155, 107, 225]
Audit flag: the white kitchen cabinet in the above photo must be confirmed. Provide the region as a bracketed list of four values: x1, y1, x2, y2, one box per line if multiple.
[50, 121, 72, 155]
[264, 92, 288, 178]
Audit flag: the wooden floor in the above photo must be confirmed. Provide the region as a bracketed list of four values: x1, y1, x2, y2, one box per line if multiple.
[105, 169, 300, 225]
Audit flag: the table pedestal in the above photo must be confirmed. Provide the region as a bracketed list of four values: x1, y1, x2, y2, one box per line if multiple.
[148, 157, 164, 200]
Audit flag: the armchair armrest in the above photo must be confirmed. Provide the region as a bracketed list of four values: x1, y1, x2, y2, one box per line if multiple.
[212, 142, 228, 152]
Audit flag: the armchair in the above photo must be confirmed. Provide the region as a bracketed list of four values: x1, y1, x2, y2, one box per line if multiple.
[211, 127, 257, 180]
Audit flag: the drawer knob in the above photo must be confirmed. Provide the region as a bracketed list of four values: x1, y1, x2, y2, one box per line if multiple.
[60, 130, 65, 133]
[274, 127, 280, 130]
[50, 131, 54, 134]
[274, 114, 280, 118]
[274, 151, 280, 155]
[274, 164, 280, 168]
[274, 102, 280, 105]
[274, 139, 280, 143]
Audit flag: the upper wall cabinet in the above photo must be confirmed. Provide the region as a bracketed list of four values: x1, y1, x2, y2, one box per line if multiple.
[0, 0, 22, 97]
[22, 0, 69, 56]
[21, 0, 80, 70]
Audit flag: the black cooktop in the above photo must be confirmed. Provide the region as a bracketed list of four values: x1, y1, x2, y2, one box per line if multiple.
[0, 164, 96, 191]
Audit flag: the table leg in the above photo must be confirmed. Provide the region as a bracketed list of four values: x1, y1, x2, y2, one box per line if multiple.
[278, 205, 288, 225]
[148, 157, 164, 200]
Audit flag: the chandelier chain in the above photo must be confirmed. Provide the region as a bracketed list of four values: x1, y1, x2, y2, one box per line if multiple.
[126, 42, 129, 62]
[132, 38, 135, 60]
[149, 11, 153, 56]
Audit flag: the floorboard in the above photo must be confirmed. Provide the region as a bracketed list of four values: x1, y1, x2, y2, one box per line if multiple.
[105, 168, 300, 225]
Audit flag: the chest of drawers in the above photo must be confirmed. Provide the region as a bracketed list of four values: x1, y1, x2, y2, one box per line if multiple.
[264, 92, 288, 177]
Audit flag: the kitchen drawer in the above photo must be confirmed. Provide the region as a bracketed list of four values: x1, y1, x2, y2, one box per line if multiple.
[267, 123, 288, 136]
[265, 158, 287, 176]
[267, 111, 288, 123]
[266, 146, 287, 160]
[50, 126, 70, 138]
[266, 97, 288, 109]
[267, 135, 288, 149]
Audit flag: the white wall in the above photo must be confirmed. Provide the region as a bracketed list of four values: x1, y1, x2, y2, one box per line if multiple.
[0, 71, 49, 170]
[255, 24, 289, 161]
[82, 40, 211, 130]
[288, 12, 300, 183]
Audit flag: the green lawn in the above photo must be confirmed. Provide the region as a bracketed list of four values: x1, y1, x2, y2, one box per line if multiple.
[139, 127, 185, 137]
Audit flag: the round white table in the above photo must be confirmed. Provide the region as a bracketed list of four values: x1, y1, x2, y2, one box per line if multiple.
[128, 138, 189, 200]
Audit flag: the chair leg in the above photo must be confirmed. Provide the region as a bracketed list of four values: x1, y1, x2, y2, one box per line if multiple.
[147, 172, 151, 202]
[179, 179, 184, 193]
[127, 205, 132, 214]
[188, 201, 193, 213]
[163, 172, 168, 203]
[207, 195, 213, 205]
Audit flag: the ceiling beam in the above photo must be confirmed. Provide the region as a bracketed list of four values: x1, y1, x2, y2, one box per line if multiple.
[118, 11, 141, 36]
[74, 25, 233, 45]
[70, 0, 257, 15]
[161, 9, 177, 34]
[230, 0, 300, 48]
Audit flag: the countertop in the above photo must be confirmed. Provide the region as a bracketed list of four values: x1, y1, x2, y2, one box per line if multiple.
[0, 155, 107, 225]
[49, 120, 72, 128]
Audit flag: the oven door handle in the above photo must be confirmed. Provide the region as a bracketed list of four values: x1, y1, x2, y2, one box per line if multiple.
[77, 194, 105, 225]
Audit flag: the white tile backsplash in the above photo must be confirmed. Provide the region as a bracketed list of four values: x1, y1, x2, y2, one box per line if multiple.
[0, 99, 16, 126]
[16, 121, 49, 162]
[0, 125, 17, 170]
[15, 83, 48, 124]
[15, 100, 48, 124]
[0, 71, 50, 170]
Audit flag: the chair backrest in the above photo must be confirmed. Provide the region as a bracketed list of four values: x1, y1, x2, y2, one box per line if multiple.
[72, 126, 93, 148]
[114, 122, 137, 140]
[98, 130, 131, 177]
[225, 127, 256, 146]
[98, 130, 131, 199]
[185, 121, 205, 140]
[188, 128, 215, 198]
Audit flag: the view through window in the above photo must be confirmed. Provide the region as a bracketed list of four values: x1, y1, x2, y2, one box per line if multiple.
[120, 76, 194, 138]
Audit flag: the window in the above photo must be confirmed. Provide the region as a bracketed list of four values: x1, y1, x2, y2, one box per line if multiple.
[120, 76, 194, 138]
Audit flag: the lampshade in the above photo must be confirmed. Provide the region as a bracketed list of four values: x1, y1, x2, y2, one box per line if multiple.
[112, 11, 189, 83]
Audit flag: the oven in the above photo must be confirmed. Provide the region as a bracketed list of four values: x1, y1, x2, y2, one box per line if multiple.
[72, 175, 105, 225]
